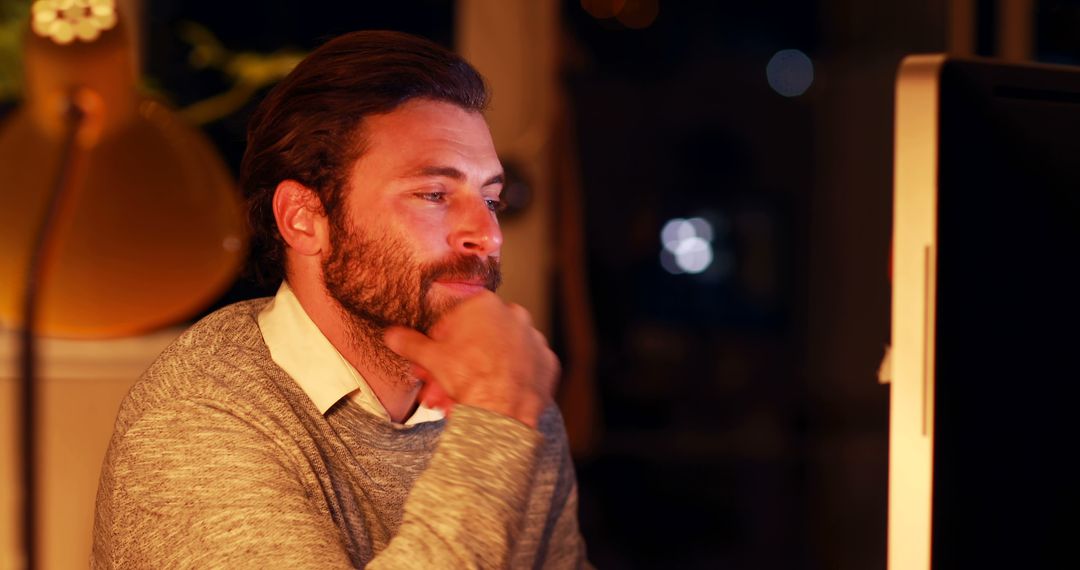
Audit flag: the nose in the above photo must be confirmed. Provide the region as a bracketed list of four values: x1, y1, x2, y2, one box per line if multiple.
[449, 197, 503, 258]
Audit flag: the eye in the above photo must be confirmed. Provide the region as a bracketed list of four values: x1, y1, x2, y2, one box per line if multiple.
[485, 198, 506, 213]
[416, 191, 447, 203]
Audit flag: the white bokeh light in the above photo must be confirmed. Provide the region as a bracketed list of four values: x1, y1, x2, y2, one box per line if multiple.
[686, 217, 713, 242]
[659, 249, 684, 274]
[656, 218, 682, 251]
[660, 216, 716, 275]
[767, 49, 814, 97]
[673, 236, 713, 273]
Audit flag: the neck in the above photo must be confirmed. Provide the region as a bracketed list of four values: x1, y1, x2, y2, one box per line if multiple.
[340, 319, 423, 423]
[287, 277, 422, 423]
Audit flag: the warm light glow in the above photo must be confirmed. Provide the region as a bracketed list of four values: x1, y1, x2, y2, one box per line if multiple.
[660, 217, 715, 275]
[767, 49, 814, 97]
[580, 0, 626, 19]
[0, 5, 247, 337]
[616, 0, 660, 29]
[888, 54, 946, 570]
[582, 0, 659, 29]
[32, 0, 117, 45]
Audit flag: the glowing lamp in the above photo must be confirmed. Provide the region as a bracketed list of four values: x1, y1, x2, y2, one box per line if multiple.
[0, 1, 247, 338]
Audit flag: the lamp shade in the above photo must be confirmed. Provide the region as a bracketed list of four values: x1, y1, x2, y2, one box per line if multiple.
[0, 6, 247, 338]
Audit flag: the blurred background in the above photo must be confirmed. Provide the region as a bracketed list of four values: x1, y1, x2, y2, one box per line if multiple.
[1, 0, 1078, 568]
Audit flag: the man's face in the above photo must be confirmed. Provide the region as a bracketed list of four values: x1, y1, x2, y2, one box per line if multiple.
[322, 98, 504, 336]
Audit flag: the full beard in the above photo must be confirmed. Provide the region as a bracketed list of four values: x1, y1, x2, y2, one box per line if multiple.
[321, 222, 501, 384]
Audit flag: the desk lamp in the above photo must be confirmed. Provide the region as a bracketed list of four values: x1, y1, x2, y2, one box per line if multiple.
[0, 2, 247, 566]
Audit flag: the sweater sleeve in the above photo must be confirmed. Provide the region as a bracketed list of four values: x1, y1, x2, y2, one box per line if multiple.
[531, 447, 591, 569]
[372, 406, 591, 569]
[369, 405, 542, 568]
[94, 400, 582, 569]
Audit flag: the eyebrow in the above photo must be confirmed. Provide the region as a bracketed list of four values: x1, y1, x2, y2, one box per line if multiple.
[407, 165, 504, 187]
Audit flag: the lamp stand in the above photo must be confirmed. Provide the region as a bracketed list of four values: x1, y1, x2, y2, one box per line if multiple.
[19, 98, 86, 570]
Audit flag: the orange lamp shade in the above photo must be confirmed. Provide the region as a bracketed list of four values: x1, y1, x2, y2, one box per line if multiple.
[0, 8, 248, 338]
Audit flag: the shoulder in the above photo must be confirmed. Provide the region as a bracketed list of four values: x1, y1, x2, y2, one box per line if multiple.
[112, 298, 289, 434]
[100, 296, 318, 479]
[158, 298, 272, 365]
[142, 297, 273, 391]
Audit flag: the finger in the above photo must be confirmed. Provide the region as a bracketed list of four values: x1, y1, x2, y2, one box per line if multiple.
[531, 327, 550, 348]
[507, 303, 533, 325]
[427, 315, 451, 341]
[419, 380, 455, 410]
[547, 350, 562, 396]
[383, 326, 440, 367]
[410, 363, 432, 382]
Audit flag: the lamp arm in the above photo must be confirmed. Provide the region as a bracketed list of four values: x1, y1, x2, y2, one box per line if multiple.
[19, 96, 86, 570]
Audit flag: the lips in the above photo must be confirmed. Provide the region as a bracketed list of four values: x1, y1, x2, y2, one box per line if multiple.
[433, 279, 487, 293]
[436, 276, 486, 286]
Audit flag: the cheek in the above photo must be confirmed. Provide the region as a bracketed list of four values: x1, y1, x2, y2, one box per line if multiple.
[390, 204, 451, 256]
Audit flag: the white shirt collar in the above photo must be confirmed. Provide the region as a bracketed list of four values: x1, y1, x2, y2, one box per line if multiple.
[257, 281, 444, 426]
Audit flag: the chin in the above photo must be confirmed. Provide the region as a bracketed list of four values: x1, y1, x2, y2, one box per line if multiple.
[424, 287, 478, 322]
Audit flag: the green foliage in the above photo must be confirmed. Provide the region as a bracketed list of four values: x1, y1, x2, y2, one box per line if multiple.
[0, 0, 29, 101]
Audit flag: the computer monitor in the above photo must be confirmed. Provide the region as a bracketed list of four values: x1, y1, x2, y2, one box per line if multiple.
[889, 55, 1080, 569]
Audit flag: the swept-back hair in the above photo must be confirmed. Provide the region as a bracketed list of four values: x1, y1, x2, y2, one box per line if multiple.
[239, 30, 489, 285]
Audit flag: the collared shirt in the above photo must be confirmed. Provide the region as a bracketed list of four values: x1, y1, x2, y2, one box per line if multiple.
[257, 281, 444, 426]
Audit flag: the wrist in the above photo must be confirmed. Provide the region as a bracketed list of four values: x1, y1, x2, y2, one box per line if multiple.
[458, 389, 545, 429]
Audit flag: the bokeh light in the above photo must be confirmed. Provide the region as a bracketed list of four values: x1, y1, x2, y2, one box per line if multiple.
[582, 0, 658, 29]
[660, 217, 715, 275]
[617, 0, 659, 29]
[673, 236, 713, 273]
[659, 248, 684, 274]
[766, 49, 814, 97]
[581, 0, 626, 19]
[686, 216, 713, 242]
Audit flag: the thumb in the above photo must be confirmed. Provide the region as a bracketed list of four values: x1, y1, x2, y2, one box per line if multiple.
[383, 326, 439, 367]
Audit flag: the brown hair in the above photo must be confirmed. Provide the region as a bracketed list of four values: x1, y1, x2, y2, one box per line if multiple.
[239, 30, 489, 285]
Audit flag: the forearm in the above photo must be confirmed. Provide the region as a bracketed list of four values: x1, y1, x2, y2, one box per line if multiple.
[369, 405, 542, 568]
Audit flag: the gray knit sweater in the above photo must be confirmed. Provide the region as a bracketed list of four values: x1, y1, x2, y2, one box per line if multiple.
[92, 299, 587, 568]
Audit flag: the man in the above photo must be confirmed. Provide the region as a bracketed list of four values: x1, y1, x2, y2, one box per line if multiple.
[92, 30, 588, 568]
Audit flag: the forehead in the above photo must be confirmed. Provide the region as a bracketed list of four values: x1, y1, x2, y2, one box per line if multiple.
[351, 98, 500, 180]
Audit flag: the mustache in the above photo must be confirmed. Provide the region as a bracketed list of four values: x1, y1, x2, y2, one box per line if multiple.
[420, 254, 502, 292]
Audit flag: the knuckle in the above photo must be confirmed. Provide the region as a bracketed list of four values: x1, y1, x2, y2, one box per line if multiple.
[508, 303, 532, 323]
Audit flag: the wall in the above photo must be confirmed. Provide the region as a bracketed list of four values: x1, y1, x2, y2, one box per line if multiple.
[0, 329, 179, 569]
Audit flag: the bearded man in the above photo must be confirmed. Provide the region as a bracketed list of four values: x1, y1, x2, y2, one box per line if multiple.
[92, 31, 588, 568]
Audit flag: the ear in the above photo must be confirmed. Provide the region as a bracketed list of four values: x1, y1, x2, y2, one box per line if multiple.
[272, 180, 329, 257]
